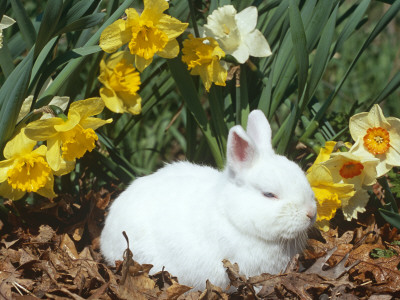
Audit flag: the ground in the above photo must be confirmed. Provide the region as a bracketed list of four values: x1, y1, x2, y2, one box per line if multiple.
[1, 188, 400, 299]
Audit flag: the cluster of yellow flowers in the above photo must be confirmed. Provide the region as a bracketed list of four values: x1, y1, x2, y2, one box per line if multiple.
[98, 0, 272, 111]
[0, 98, 112, 200]
[307, 104, 400, 231]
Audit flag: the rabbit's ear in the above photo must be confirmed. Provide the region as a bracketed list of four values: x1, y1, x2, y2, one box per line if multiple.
[246, 110, 274, 154]
[226, 125, 257, 173]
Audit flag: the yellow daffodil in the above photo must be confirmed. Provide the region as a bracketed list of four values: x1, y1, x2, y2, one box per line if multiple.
[182, 34, 227, 91]
[99, 0, 188, 72]
[0, 129, 56, 200]
[24, 98, 112, 173]
[307, 141, 352, 172]
[307, 165, 355, 231]
[98, 51, 142, 115]
[204, 5, 271, 64]
[0, 15, 16, 49]
[349, 104, 400, 177]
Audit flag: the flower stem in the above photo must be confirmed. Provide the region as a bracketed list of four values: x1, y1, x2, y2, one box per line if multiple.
[187, 0, 200, 37]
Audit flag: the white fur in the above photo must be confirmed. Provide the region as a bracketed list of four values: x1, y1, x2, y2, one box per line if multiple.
[100, 110, 316, 290]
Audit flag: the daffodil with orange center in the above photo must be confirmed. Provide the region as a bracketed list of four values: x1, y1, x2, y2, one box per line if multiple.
[99, 51, 142, 115]
[182, 34, 227, 91]
[0, 129, 56, 200]
[24, 98, 112, 173]
[322, 152, 379, 221]
[349, 104, 400, 177]
[99, 0, 188, 72]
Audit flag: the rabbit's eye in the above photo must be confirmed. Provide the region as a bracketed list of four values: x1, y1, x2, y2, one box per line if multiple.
[263, 192, 277, 199]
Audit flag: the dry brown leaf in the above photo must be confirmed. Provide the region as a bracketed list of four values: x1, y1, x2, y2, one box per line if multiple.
[348, 243, 400, 293]
[60, 234, 79, 259]
[198, 280, 228, 300]
[31, 225, 56, 244]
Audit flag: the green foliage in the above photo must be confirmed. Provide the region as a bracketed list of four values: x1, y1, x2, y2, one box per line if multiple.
[0, 0, 400, 224]
[370, 247, 398, 259]
[388, 169, 400, 199]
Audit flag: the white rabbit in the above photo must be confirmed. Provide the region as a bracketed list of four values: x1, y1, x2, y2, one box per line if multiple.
[100, 110, 316, 290]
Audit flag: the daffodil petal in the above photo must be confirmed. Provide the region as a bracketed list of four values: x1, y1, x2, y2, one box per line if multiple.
[367, 104, 390, 128]
[32, 145, 48, 157]
[245, 29, 272, 58]
[46, 138, 62, 171]
[157, 15, 188, 40]
[157, 39, 179, 59]
[135, 55, 153, 72]
[141, 0, 169, 24]
[69, 97, 105, 120]
[387, 117, 400, 151]
[4, 129, 36, 159]
[80, 117, 113, 130]
[18, 95, 34, 123]
[0, 159, 14, 182]
[349, 112, 370, 142]
[25, 118, 63, 140]
[0, 15, 16, 29]
[230, 43, 250, 64]
[124, 94, 142, 115]
[235, 6, 257, 34]
[0, 181, 25, 201]
[386, 147, 400, 167]
[99, 19, 131, 53]
[342, 189, 369, 221]
[54, 110, 80, 132]
[54, 159, 76, 176]
[36, 174, 57, 199]
[100, 87, 126, 113]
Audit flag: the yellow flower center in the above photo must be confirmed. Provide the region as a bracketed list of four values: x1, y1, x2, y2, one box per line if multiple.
[7, 154, 51, 192]
[363, 127, 390, 155]
[222, 24, 230, 35]
[129, 22, 168, 60]
[109, 59, 141, 95]
[313, 188, 341, 222]
[339, 161, 364, 179]
[60, 124, 98, 161]
[182, 37, 224, 69]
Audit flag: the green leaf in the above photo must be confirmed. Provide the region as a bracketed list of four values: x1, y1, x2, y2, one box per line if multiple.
[379, 208, 400, 230]
[167, 57, 223, 168]
[367, 71, 400, 109]
[0, 50, 34, 151]
[62, 0, 97, 27]
[304, 5, 338, 104]
[57, 13, 105, 35]
[333, 0, 370, 55]
[289, 0, 309, 98]
[370, 247, 398, 259]
[10, 0, 37, 49]
[35, 0, 63, 57]
[0, 44, 15, 78]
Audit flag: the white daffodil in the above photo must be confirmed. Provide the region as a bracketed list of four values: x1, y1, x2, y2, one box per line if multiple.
[322, 151, 379, 189]
[0, 15, 16, 49]
[204, 5, 271, 64]
[349, 104, 400, 177]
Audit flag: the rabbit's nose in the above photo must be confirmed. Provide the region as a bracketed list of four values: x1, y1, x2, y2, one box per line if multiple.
[306, 208, 317, 220]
